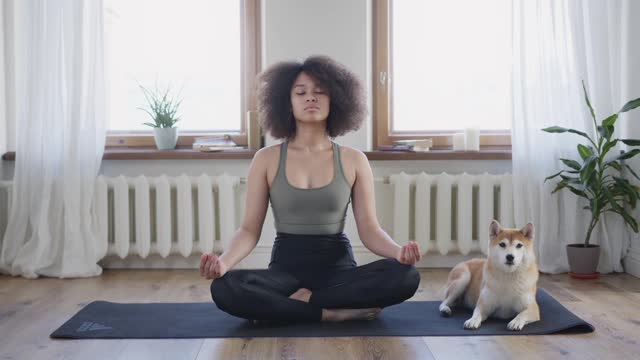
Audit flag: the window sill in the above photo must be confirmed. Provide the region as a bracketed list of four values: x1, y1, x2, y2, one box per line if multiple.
[366, 146, 511, 160]
[2, 146, 511, 161]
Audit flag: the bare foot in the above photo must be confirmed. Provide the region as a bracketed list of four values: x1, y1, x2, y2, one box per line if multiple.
[322, 308, 382, 322]
[289, 288, 312, 303]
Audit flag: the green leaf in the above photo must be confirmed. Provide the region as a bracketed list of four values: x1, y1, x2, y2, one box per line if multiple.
[609, 149, 640, 162]
[569, 129, 594, 143]
[560, 174, 582, 184]
[542, 126, 588, 138]
[607, 161, 622, 171]
[565, 185, 587, 198]
[585, 170, 599, 191]
[582, 81, 597, 121]
[602, 187, 621, 213]
[617, 209, 639, 233]
[577, 144, 593, 160]
[611, 184, 636, 209]
[625, 164, 640, 182]
[580, 155, 598, 183]
[542, 126, 597, 148]
[602, 114, 618, 127]
[544, 170, 564, 182]
[143, 122, 158, 128]
[613, 176, 640, 203]
[542, 126, 569, 133]
[598, 125, 614, 140]
[542, 126, 593, 142]
[620, 139, 640, 146]
[602, 139, 618, 157]
[590, 197, 602, 218]
[551, 181, 568, 194]
[620, 97, 640, 113]
[560, 158, 582, 170]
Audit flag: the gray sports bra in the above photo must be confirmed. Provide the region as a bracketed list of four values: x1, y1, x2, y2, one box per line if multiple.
[268, 141, 352, 235]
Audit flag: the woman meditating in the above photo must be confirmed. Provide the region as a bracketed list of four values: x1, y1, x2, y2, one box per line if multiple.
[199, 55, 421, 323]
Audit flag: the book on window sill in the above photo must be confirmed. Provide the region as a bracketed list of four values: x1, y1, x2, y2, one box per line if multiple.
[197, 146, 247, 152]
[392, 139, 433, 148]
[378, 145, 430, 152]
[192, 135, 238, 150]
[193, 141, 238, 151]
[193, 143, 242, 151]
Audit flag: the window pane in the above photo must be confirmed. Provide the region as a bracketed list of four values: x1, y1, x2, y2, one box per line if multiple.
[104, 0, 241, 131]
[392, 0, 511, 132]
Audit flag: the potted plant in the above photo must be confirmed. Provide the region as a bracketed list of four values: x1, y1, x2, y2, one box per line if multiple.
[139, 84, 182, 150]
[543, 81, 640, 278]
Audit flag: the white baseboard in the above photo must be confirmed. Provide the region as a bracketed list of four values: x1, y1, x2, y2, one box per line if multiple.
[99, 244, 482, 269]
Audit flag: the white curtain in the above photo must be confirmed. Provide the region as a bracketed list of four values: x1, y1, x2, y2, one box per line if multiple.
[0, 0, 106, 278]
[512, 0, 631, 274]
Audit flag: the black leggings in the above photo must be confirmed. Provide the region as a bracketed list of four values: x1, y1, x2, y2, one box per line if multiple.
[210, 232, 421, 322]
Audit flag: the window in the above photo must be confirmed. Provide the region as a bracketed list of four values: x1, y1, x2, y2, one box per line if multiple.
[104, 0, 260, 147]
[373, 0, 512, 149]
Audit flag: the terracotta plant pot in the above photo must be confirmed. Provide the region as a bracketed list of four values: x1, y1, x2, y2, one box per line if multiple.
[566, 244, 600, 277]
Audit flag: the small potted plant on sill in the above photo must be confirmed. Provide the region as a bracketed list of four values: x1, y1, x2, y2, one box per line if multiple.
[139, 84, 182, 150]
[543, 81, 640, 278]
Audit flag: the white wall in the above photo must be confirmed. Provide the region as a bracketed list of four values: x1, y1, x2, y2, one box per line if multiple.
[261, 0, 372, 151]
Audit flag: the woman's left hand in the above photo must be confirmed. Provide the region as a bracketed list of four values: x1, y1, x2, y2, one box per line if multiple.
[396, 241, 421, 265]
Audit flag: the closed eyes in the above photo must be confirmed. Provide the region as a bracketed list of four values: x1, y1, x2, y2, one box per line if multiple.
[295, 90, 325, 95]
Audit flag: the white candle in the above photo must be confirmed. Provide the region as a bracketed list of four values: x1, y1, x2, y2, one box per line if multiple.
[452, 133, 465, 151]
[465, 128, 480, 151]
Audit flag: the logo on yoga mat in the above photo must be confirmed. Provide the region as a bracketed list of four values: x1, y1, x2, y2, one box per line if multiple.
[76, 321, 113, 332]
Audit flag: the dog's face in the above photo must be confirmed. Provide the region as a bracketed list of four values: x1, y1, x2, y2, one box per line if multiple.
[488, 220, 535, 273]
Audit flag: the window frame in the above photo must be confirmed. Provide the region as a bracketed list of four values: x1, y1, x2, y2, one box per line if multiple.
[105, 0, 261, 148]
[372, 0, 511, 150]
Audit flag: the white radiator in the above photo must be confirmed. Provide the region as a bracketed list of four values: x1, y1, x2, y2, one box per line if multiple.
[390, 172, 512, 256]
[93, 174, 240, 259]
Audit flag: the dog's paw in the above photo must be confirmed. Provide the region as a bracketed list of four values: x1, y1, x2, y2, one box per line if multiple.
[507, 317, 527, 331]
[463, 316, 482, 330]
[439, 303, 452, 317]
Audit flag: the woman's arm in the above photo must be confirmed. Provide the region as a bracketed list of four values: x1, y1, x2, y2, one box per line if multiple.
[219, 148, 271, 269]
[350, 150, 421, 264]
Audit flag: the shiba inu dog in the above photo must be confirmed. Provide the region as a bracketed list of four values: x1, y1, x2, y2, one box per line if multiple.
[439, 220, 540, 331]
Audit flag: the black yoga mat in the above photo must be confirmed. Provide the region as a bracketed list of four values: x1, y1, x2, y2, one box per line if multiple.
[51, 289, 593, 339]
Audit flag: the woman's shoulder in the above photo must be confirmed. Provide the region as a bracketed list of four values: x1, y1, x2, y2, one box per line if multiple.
[335, 143, 368, 164]
[256, 143, 280, 155]
[253, 143, 280, 164]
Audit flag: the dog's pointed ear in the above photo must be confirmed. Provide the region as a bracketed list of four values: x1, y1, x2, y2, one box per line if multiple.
[520, 222, 534, 239]
[490, 220, 502, 240]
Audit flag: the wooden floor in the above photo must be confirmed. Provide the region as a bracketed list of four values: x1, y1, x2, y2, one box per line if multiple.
[1, 268, 639, 360]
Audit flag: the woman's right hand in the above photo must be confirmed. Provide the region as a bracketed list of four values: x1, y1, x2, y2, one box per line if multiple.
[200, 253, 228, 280]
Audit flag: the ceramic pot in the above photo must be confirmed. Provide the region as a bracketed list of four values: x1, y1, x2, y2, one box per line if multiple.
[566, 244, 600, 275]
[153, 127, 178, 150]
